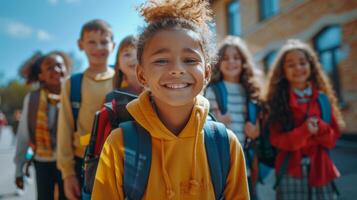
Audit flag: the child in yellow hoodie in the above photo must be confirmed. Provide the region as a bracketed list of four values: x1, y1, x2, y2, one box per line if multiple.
[92, 0, 249, 199]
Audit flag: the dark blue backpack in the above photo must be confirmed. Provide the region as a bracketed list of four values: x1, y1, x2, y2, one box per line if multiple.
[120, 119, 230, 200]
[210, 81, 259, 124]
[69, 73, 84, 131]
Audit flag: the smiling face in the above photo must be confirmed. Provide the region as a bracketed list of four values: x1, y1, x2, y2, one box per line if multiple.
[38, 54, 67, 87]
[283, 49, 311, 89]
[219, 45, 243, 83]
[137, 29, 210, 107]
[118, 46, 139, 87]
[78, 30, 114, 68]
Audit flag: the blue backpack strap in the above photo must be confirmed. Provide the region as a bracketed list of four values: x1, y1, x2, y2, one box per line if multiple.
[317, 93, 332, 124]
[120, 121, 152, 200]
[317, 93, 340, 195]
[247, 99, 258, 124]
[203, 120, 230, 199]
[70, 73, 83, 131]
[211, 81, 228, 115]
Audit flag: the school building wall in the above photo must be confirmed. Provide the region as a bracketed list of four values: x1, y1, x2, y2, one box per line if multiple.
[211, 0, 357, 134]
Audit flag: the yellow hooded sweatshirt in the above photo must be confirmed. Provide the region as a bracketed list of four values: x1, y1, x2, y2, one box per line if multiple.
[92, 91, 249, 200]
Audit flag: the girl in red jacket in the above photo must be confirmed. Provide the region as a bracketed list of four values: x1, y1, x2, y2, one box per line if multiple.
[265, 39, 344, 200]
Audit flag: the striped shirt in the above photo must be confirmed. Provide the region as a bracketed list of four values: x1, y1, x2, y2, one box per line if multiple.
[205, 81, 247, 143]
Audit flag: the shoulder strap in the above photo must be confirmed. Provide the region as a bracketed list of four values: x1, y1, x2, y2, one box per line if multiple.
[104, 103, 117, 130]
[112, 90, 137, 123]
[121, 121, 152, 200]
[70, 73, 84, 131]
[28, 90, 40, 145]
[247, 99, 258, 124]
[203, 120, 230, 200]
[211, 81, 228, 115]
[317, 93, 332, 124]
[86, 111, 101, 156]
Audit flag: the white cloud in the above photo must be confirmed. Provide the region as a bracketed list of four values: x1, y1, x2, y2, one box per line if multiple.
[1, 19, 54, 41]
[6, 21, 33, 38]
[37, 30, 54, 41]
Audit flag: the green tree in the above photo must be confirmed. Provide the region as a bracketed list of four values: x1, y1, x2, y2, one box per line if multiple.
[0, 80, 30, 120]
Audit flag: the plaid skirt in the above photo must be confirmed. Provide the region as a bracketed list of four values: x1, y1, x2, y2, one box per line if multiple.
[276, 158, 338, 200]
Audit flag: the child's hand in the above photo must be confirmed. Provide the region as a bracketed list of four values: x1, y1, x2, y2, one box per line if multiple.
[214, 109, 231, 124]
[307, 117, 319, 134]
[64, 175, 80, 200]
[15, 177, 24, 189]
[245, 121, 260, 139]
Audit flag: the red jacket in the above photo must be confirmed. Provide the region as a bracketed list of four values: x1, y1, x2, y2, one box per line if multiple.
[270, 87, 340, 187]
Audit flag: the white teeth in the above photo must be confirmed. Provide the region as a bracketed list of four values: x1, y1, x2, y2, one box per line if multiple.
[165, 83, 188, 89]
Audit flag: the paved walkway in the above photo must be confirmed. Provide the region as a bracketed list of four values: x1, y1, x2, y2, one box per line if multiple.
[0, 126, 356, 199]
[0, 126, 35, 200]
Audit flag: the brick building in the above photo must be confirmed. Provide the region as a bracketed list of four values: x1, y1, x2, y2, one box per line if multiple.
[211, 0, 357, 134]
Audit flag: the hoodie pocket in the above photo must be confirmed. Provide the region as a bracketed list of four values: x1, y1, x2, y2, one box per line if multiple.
[180, 179, 214, 199]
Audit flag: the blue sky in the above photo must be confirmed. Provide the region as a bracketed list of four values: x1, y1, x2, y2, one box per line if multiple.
[0, 0, 145, 85]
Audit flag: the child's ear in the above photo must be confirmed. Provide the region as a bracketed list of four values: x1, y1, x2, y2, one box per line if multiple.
[136, 65, 148, 87]
[78, 39, 83, 51]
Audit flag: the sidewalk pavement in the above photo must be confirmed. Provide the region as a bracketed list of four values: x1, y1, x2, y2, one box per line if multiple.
[0, 126, 36, 200]
[0, 126, 356, 200]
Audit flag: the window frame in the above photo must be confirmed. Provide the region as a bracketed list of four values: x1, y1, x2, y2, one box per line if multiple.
[313, 25, 345, 106]
[259, 0, 280, 21]
[226, 0, 241, 36]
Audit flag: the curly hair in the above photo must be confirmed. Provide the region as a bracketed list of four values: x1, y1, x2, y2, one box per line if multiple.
[210, 36, 261, 102]
[136, 0, 216, 67]
[113, 35, 138, 89]
[265, 39, 344, 129]
[20, 51, 43, 84]
[25, 51, 72, 84]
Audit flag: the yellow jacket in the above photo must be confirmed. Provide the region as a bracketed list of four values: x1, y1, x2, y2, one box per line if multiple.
[92, 91, 249, 200]
[57, 68, 114, 179]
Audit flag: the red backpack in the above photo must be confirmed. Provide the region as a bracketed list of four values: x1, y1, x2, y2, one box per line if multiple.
[82, 90, 137, 196]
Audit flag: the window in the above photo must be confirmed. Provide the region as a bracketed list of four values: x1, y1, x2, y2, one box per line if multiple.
[263, 50, 277, 72]
[260, 0, 279, 20]
[227, 0, 241, 36]
[314, 25, 345, 105]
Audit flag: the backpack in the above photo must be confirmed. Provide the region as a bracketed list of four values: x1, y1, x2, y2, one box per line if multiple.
[69, 73, 84, 132]
[82, 90, 137, 198]
[27, 89, 58, 152]
[209, 81, 262, 192]
[82, 92, 231, 200]
[256, 92, 332, 188]
[119, 119, 230, 200]
[210, 81, 259, 124]
[70, 69, 115, 129]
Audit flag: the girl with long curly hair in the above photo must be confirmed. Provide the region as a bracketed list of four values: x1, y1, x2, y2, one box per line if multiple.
[265, 39, 343, 200]
[205, 35, 262, 199]
[206, 36, 261, 142]
[92, 0, 249, 199]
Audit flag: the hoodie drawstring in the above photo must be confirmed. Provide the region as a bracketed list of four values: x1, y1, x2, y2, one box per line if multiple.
[188, 111, 202, 195]
[159, 109, 204, 198]
[161, 139, 175, 199]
